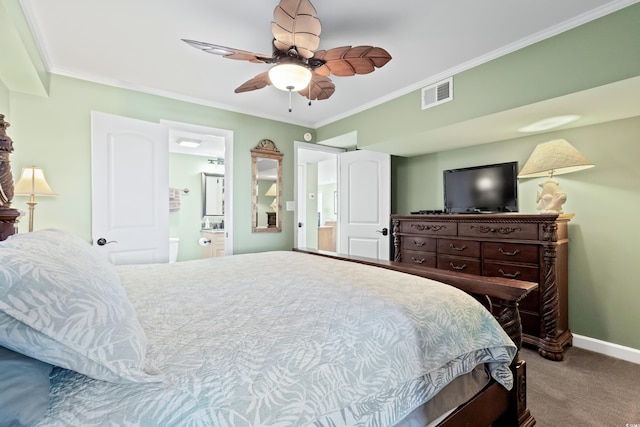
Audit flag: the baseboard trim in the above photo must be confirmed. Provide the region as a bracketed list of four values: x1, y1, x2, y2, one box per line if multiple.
[573, 334, 640, 365]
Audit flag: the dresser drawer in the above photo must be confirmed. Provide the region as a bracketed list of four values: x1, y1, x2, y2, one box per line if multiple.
[402, 236, 437, 252]
[438, 239, 480, 257]
[483, 260, 539, 282]
[458, 222, 538, 240]
[438, 255, 482, 275]
[483, 242, 539, 263]
[400, 221, 457, 236]
[400, 250, 437, 268]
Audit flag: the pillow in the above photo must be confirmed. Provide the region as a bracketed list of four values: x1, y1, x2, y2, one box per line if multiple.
[0, 345, 53, 427]
[0, 229, 162, 383]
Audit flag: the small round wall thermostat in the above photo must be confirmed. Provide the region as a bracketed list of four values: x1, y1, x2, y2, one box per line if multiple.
[303, 132, 312, 141]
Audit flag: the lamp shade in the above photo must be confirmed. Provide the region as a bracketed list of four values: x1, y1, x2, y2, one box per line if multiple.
[14, 167, 57, 196]
[265, 183, 277, 197]
[268, 63, 312, 91]
[518, 139, 594, 178]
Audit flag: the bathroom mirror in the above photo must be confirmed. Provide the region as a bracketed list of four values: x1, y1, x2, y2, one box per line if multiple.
[251, 139, 283, 233]
[202, 172, 224, 216]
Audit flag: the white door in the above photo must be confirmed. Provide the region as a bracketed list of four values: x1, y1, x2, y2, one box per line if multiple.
[339, 150, 391, 259]
[91, 111, 169, 265]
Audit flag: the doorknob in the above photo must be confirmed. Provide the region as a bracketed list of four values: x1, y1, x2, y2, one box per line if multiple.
[298, 222, 303, 228]
[376, 228, 388, 236]
[96, 238, 118, 246]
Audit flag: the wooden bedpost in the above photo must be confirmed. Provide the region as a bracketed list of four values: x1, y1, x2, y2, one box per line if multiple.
[495, 299, 535, 427]
[0, 114, 20, 240]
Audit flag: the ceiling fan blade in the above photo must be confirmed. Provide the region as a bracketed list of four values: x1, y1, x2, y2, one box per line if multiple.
[299, 74, 335, 100]
[234, 72, 272, 93]
[311, 64, 331, 76]
[312, 46, 392, 76]
[272, 0, 321, 59]
[182, 39, 273, 64]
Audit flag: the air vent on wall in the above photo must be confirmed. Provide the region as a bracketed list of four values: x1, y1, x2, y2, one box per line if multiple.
[421, 77, 453, 110]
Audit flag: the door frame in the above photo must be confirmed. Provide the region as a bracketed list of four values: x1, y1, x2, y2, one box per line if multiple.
[161, 120, 234, 255]
[294, 141, 344, 250]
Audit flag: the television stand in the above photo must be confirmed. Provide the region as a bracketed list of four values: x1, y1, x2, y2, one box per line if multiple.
[391, 212, 574, 361]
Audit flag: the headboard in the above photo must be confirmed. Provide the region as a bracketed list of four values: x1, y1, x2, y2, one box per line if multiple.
[0, 114, 20, 240]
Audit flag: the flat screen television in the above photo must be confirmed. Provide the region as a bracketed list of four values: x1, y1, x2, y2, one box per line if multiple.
[443, 161, 518, 213]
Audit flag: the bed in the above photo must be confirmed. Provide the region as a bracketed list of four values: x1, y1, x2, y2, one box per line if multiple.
[0, 227, 536, 426]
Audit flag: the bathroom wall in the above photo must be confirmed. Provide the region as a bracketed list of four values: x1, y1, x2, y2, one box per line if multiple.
[169, 152, 224, 262]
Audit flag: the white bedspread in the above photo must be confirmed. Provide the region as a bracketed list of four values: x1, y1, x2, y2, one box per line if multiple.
[38, 251, 516, 426]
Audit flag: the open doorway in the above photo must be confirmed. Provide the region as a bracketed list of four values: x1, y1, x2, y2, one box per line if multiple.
[163, 120, 234, 261]
[294, 141, 344, 251]
[294, 132, 391, 259]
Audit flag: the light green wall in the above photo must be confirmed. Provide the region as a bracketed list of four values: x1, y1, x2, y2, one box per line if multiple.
[317, 3, 640, 149]
[0, 0, 49, 98]
[7, 74, 310, 254]
[393, 116, 640, 351]
[0, 80, 8, 113]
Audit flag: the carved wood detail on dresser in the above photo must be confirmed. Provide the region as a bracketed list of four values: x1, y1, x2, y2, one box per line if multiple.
[391, 213, 573, 361]
[0, 207, 20, 241]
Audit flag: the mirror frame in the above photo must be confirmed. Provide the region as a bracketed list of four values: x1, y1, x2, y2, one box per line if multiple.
[251, 139, 283, 233]
[201, 172, 224, 217]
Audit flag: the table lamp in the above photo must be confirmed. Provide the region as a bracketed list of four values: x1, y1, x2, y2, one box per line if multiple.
[518, 139, 594, 213]
[14, 166, 57, 232]
[265, 182, 277, 210]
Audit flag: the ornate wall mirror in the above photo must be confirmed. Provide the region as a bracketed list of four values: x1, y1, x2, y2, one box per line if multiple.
[202, 172, 224, 217]
[251, 139, 283, 232]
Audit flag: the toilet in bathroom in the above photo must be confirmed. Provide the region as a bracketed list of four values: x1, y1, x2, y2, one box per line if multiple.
[169, 237, 180, 263]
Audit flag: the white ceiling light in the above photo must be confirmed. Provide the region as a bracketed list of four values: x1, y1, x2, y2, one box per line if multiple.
[268, 63, 312, 92]
[177, 137, 202, 148]
[518, 115, 581, 132]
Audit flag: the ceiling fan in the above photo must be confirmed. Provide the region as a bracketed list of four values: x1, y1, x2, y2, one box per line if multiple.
[182, 0, 391, 109]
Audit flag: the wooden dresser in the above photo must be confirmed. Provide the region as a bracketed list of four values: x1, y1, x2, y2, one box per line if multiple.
[391, 213, 573, 361]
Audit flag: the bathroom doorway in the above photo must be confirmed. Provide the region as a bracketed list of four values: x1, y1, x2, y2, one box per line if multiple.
[163, 120, 234, 262]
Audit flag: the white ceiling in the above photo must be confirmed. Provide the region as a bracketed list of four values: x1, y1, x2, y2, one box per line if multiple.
[18, 0, 639, 152]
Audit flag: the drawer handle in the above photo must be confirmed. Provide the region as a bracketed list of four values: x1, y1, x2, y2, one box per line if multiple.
[411, 256, 426, 264]
[450, 263, 467, 271]
[412, 240, 425, 247]
[499, 269, 521, 279]
[449, 243, 467, 251]
[498, 248, 520, 256]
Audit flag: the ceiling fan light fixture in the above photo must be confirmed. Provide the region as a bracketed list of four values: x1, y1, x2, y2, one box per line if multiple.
[268, 63, 312, 92]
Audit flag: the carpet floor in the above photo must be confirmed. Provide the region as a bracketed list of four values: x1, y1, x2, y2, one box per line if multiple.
[522, 346, 640, 426]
